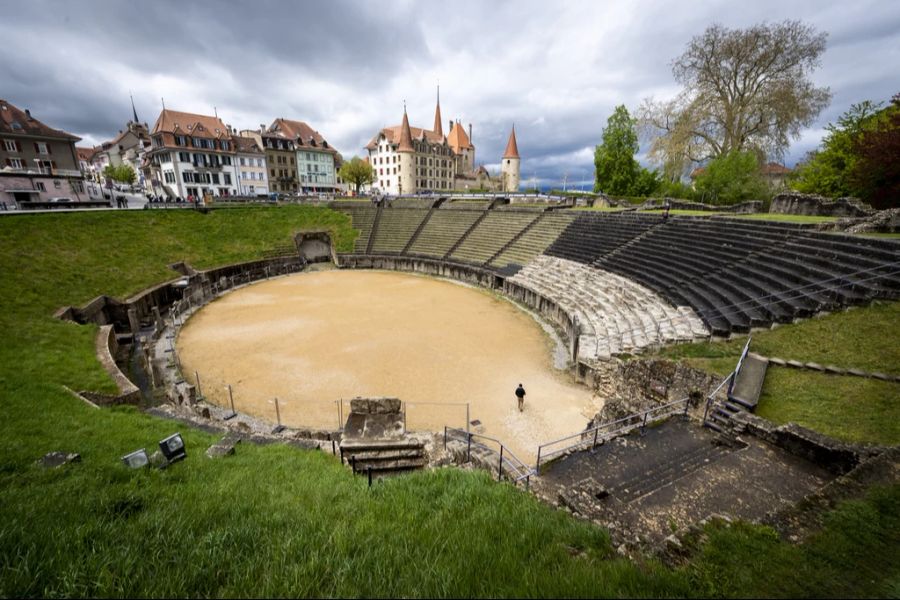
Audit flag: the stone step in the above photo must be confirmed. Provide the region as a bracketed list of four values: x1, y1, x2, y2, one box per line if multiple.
[611, 443, 729, 503]
[343, 448, 424, 462]
[351, 457, 428, 473]
[340, 439, 424, 452]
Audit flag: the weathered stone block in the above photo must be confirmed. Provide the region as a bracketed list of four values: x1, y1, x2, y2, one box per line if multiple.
[39, 451, 81, 468]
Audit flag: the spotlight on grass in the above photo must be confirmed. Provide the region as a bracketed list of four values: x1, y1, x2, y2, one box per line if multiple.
[122, 448, 150, 469]
[159, 433, 186, 464]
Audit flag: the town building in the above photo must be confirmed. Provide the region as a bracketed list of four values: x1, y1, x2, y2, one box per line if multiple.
[365, 90, 521, 195]
[146, 108, 237, 199]
[240, 124, 297, 195]
[92, 120, 152, 185]
[231, 135, 268, 197]
[0, 98, 87, 207]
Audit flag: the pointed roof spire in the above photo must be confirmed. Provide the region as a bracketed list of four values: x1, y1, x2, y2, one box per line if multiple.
[398, 105, 414, 152]
[503, 124, 520, 159]
[130, 93, 139, 123]
[433, 85, 443, 138]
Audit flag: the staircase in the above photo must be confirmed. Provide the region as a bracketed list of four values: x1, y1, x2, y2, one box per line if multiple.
[340, 439, 427, 478]
[443, 210, 490, 260]
[485, 212, 544, 267]
[608, 441, 733, 503]
[402, 206, 436, 254]
[365, 205, 384, 254]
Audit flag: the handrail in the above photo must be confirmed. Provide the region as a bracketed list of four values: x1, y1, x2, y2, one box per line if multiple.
[443, 427, 533, 487]
[535, 394, 701, 471]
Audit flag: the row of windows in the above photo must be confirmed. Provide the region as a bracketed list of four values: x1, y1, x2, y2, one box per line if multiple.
[166, 135, 231, 151]
[3, 139, 52, 154]
[239, 157, 264, 167]
[241, 171, 265, 180]
[183, 171, 232, 185]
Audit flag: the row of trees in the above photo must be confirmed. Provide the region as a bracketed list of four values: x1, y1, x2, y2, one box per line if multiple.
[594, 20, 897, 208]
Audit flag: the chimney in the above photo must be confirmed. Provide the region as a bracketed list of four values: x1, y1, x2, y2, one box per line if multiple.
[260, 124, 266, 134]
[25, 109, 32, 119]
[468, 123, 472, 143]
[449, 120, 453, 132]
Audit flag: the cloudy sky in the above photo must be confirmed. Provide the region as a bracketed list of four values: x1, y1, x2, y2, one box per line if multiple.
[3, 0, 898, 187]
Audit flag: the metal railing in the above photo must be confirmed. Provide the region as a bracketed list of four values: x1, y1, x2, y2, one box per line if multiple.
[535, 396, 693, 471]
[443, 427, 533, 488]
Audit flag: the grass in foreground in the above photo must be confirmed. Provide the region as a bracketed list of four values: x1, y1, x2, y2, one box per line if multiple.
[0, 207, 897, 597]
[654, 302, 900, 445]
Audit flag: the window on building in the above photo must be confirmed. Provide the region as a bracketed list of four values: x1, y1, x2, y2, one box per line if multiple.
[53, 180, 62, 189]
[3, 140, 16, 152]
[224, 174, 231, 185]
[36, 142, 49, 154]
[8, 158, 23, 169]
[211, 173, 220, 185]
[73, 181, 84, 193]
[35, 181, 46, 191]
[240, 157, 246, 166]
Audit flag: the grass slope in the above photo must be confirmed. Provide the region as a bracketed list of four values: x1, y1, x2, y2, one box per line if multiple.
[0, 207, 897, 597]
[656, 302, 900, 445]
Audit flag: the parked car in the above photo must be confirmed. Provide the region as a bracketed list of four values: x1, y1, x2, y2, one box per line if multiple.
[48, 197, 72, 203]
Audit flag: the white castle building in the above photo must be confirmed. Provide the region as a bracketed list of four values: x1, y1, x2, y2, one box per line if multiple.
[365, 90, 520, 195]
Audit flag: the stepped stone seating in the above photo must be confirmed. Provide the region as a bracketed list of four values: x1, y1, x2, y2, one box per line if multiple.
[444, 200, 492, 210]
[407, 209, 483, 258]
[491, 212, 576, 270]
[450, 211, 539, 265]
[370, 207, 430, 254]
[545, 212, 663, 265]
[594, 216, 900, 336]
[509, 255, 708, 361]
[342, 205, 378, 253]
[389, 198, 435, 209]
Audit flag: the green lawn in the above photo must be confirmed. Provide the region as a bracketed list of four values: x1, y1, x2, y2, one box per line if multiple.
[655, 302, 900, 445]
[730, 213, 839, 223]
[0, 207, 897, 597]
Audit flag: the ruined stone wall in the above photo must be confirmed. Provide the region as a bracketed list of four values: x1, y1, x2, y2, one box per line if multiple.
[585, 358, 723, 425]
[641, 198, 762, 213]
[770, 192, 874, 217]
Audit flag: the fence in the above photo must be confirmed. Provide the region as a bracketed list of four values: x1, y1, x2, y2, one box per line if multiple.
[443, 427, 533, 488]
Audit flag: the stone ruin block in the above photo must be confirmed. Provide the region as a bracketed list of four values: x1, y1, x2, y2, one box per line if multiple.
[349, 397, 402, 415]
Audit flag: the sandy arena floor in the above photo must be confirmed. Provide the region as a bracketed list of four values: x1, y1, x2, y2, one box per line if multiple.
[177, 270, 601, 460]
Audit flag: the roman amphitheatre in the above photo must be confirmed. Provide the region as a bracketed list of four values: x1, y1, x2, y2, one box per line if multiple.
[2, 197, 898, 597]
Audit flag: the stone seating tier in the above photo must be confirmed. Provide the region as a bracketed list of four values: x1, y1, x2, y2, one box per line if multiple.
[491, 213, 577, 269]
[407, 209, 483, 258]
[450, 212, 540, 265]
[370, 208, 430, 254]
[509, 255, 708, 361]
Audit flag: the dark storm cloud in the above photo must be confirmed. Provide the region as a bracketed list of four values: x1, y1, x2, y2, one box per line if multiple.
[2, 0, 898, 184]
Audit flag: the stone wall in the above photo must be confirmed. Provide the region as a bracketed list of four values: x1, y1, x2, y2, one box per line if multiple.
[769, 192, 874, 217]
[585, 358, 723, 425]
[336, 254, 498, 288]
[818, 207, 900, 234]
[728, 412, 862, 475]
[85, 325, 141, 406]
[641, 198, 763, 214]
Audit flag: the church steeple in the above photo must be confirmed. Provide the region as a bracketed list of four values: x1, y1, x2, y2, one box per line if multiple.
[433, 85, 443, 138]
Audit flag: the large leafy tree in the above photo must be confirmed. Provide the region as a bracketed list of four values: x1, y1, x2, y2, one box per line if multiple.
[694, 151, 769, 204]
[641, 20, 831, 177]
[338, 156, 375, 194]
[594, 105, 647, 195]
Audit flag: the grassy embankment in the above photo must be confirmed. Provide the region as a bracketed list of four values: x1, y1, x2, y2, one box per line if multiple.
[0, 206, 897, 597]
[655, 302, 900, 446]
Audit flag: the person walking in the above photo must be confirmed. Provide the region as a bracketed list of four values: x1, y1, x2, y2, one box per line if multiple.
[515, 383, 526, 412]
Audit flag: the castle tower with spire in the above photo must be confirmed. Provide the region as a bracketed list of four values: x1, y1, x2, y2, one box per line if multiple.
[501, 125, 520, 192]
[396, 106, 416, 195]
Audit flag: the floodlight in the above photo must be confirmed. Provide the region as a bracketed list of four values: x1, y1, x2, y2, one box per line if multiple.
[122, 448, 149, 469]
[159, 433, 186, 463]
